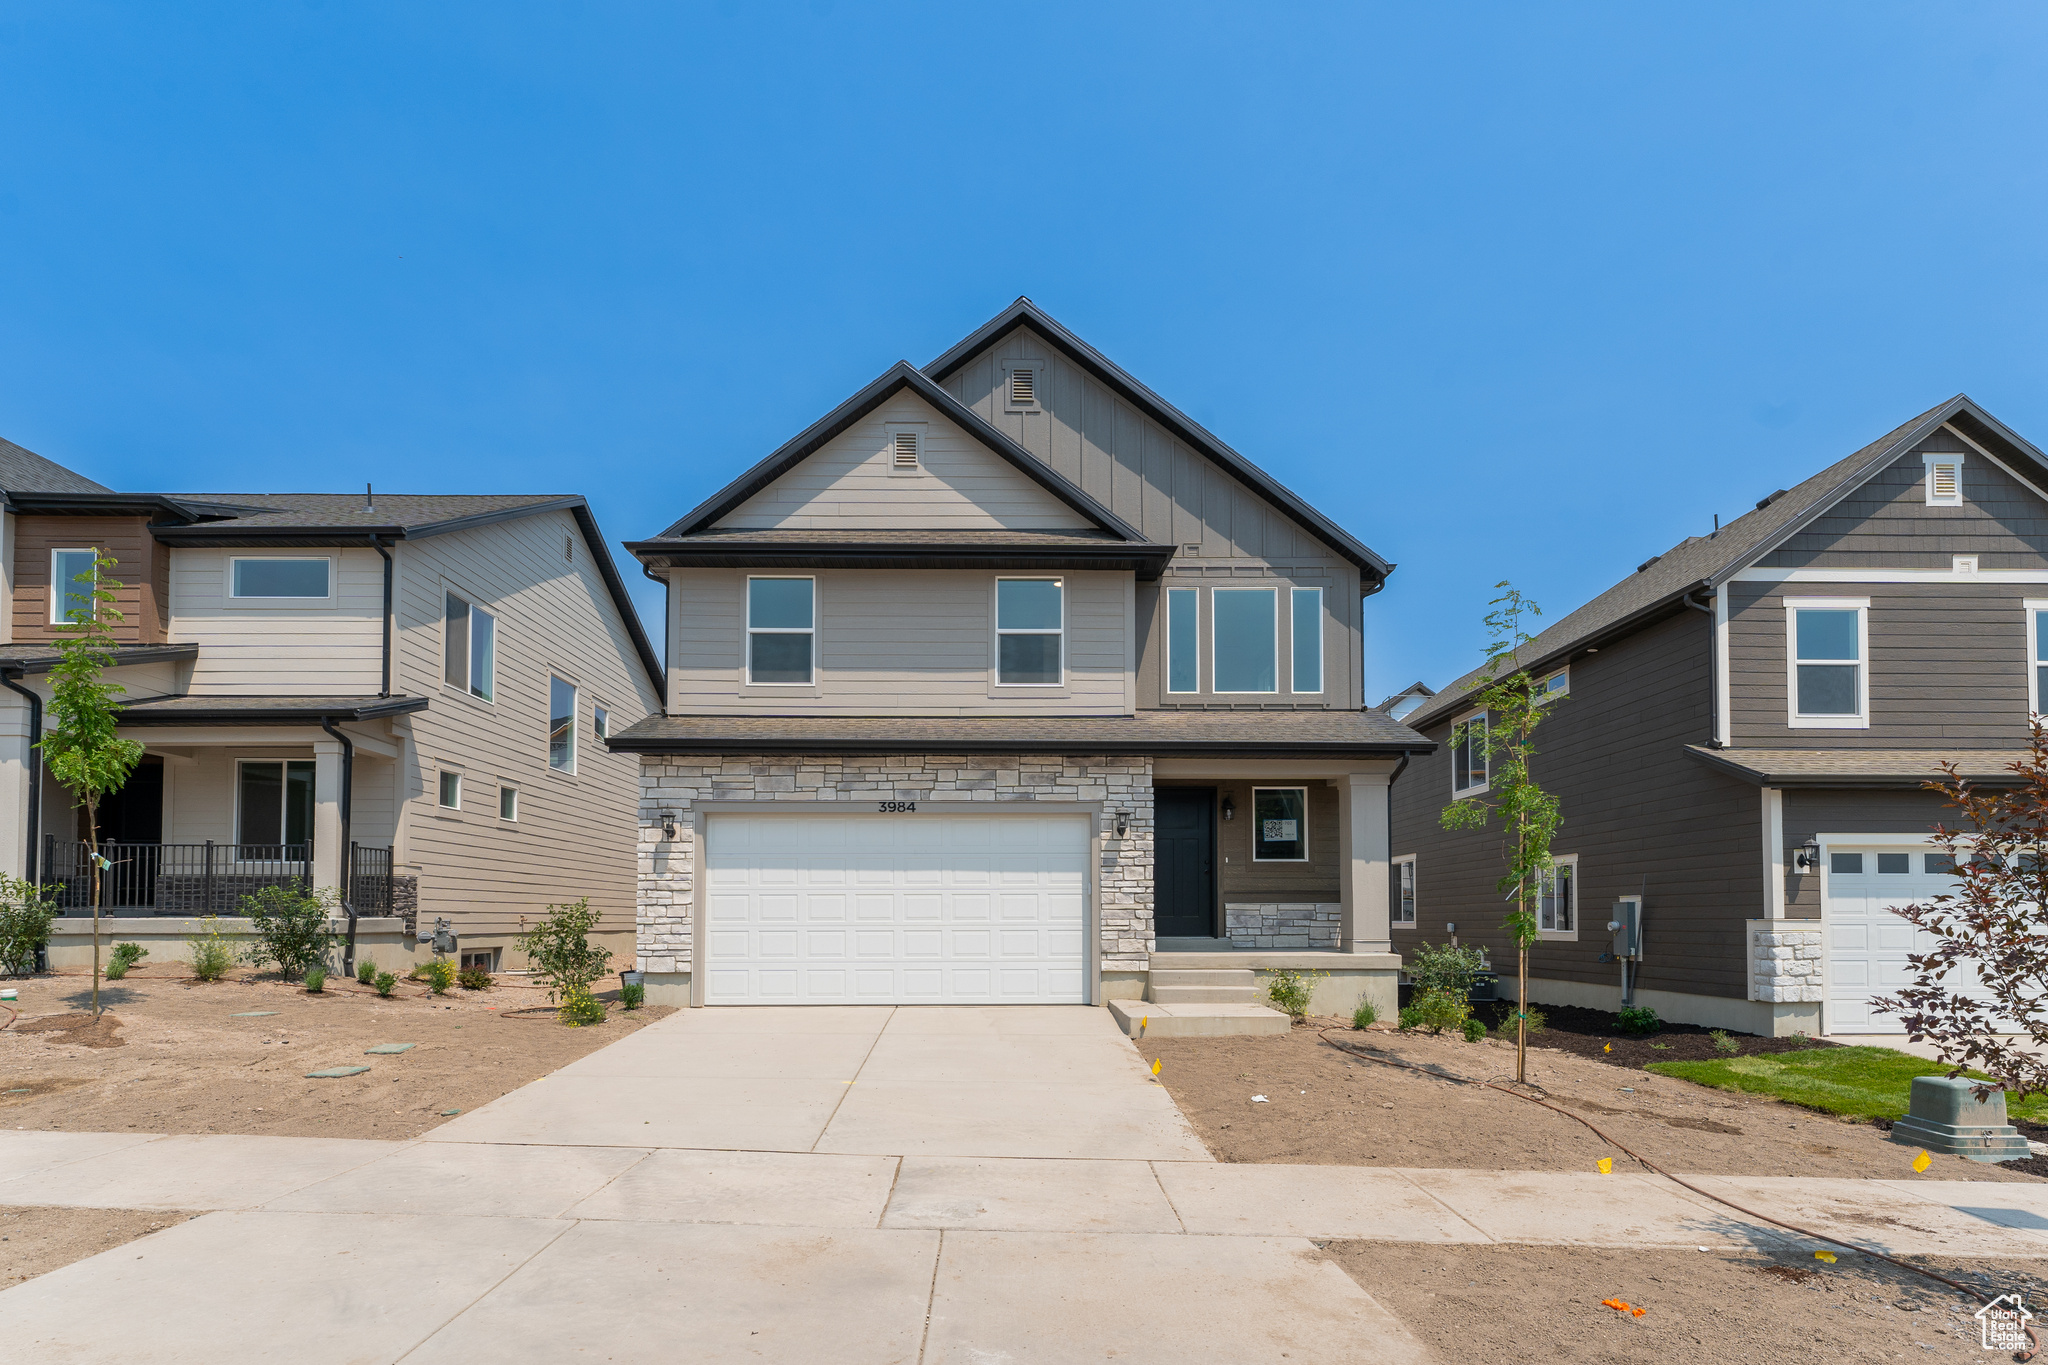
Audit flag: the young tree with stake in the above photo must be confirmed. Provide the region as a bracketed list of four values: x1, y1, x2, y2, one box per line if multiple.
[1440, 584, 1562, 1084]
[39, 551, 144, 1018]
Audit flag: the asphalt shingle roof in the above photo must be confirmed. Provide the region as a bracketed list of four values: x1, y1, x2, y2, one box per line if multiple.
[115, 694, 430, 723]
[157, 492, 576, 533]
[0, 437, 112, 496]
[1687, 746, 2032, 788]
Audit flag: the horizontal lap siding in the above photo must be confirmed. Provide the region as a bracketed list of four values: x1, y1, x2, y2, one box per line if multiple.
[1780, 788, 1958, 918]
[717, 392, 1091, 531]
[394, 511, 659, 938]
[669, 567, 1130, 715]
[941, 326, 1365, 709]
[1389, 611, 1759, 999]
[170, 548, 383, 695]
[1762, 438, 2048, 570]
[1729, 581, 2034, 746]
[13, 516, 166, 643]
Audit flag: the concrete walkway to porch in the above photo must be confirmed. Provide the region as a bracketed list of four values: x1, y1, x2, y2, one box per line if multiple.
[7, 1006, 2048, 1363]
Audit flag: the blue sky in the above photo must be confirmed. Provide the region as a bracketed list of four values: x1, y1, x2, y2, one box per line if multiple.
[3, 3, 2045, 700]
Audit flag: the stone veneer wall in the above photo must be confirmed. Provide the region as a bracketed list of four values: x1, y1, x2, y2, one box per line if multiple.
[636, 754, 1155, 977]
[1224, 902, 1340, 950]
[1748, 920, 1823, 1003]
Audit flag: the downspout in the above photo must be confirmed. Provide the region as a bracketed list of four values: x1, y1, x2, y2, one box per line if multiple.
[373, 539, 394, 699]
[320, 717, 357, 975]
[1682, 587, 1717, 748]
[1, 669, 40, 883]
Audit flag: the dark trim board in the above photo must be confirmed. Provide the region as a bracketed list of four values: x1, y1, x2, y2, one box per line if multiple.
[115, 695, 431, 725]
[627, 540, 1178, 580]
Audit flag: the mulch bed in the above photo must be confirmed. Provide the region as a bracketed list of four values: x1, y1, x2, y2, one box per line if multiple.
[1470, 999, 1840, 1069]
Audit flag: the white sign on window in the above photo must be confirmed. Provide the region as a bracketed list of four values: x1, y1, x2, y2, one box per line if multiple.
[1263, 819, 1298, 842]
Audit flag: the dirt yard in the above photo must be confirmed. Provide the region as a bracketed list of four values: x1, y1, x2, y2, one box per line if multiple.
[1, 1205, 196, 1287]
[0, 967, 674, 1140]
[1143, 1019, 2037, 1182]
[1329, 1241, 2048, 1364]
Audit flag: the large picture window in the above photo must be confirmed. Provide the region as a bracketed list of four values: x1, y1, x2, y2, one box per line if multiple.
[1213, 588, 1277, 693]
[549, 676, 577, 772]
[995, 578, 1063, 685]
[1290, 587, 1323, 694]
[444, 592, 497, 701]
[238, 760, 315, 850]
[1166, 587, 1199, 693]
[747, 577, 815, 685]
[1451, 713, 1488, 795]
[1538, 855, 1577, 938]
[232, 557, 331, 599]
[1787, 599, 1867, 726]
[50, 548, 96, 625]
[1252, 787, 1307, 861]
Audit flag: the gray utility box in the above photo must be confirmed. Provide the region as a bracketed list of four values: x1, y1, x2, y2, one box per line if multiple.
[1890, 1075, 2031, 1163]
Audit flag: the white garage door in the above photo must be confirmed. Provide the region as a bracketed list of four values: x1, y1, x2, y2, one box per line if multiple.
[1825, 846, 1973, 1032]
[702, 813, 1089, 1005]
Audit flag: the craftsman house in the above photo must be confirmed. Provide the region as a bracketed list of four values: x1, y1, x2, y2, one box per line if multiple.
[611, 299, 1430, 1023]
[1391, 395, 2046, 1036]
[0, 436, 662, 971]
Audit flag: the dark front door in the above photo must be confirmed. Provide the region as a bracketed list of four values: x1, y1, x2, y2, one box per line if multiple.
[1154, 786, 1216, 938]
[85, 755, 163, 909]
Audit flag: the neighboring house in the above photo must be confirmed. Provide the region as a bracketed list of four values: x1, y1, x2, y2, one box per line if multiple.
[1377, 682, 1435, 721]
[0, 436, 662, 970]
[611, 299, 1430, 1018]
[1390, 395, 2046, 1037]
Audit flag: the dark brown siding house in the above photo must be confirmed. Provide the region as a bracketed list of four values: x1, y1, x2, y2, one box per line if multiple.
[1390, 395, 2045, 1038]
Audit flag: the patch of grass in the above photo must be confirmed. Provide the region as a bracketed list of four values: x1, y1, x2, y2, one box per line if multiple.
[1646, 1045, 2048, 1123]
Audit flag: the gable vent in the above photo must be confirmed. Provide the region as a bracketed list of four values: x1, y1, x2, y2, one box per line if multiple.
[1930, 461, 1960, 504]
[1009, 367, 1036, 408]
[892, 431, 921, 470]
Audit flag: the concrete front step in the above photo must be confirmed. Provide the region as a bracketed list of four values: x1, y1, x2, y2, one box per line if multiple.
[1147, 968, 1260, 1005]
[1108, 999, 1291, 1039]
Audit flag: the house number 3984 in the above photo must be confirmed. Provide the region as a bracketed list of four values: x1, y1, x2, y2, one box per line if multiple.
[877, 801, 918, 813]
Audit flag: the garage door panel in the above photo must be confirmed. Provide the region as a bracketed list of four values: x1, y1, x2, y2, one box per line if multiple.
[1826, 846, 1981, 1034]
[704, 813, 1090, 1005]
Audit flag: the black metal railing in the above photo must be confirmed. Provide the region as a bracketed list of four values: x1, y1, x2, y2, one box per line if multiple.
[43, 837, 388, 917]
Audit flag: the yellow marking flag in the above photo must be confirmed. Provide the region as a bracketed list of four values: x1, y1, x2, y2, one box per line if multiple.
[1912, 1149, 1932, 1173]
[1151, 1058, 1162, 1077]
[1603, 1044, 1612, 1053]
[1596, 1158, 1613, 1175]
[1813, 1250, 1836, 1263]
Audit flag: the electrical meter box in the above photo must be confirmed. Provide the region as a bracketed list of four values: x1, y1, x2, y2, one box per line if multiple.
[1607, 897, 1642, 959]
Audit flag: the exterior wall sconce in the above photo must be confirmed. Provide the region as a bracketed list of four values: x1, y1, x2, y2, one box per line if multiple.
[662, 814, 677, 841]
[1220, 795, 1235, 821]
[1794, 838, 1820, 873]
[1113, 811, 1130, 838]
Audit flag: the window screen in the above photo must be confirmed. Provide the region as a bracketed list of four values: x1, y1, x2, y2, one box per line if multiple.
[747, 578, 815, 684]
[51, 549, 96, 625]
[996, 579, 1063, 685]
[549, 676, 577, 771]
[1794, 608, 1861, 717]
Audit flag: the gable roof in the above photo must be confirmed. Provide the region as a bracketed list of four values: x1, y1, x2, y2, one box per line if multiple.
[645, 362, 1145, 545]
[1376, 681, 1436, 712]
[0, 437, 113, 496]
[1408, 394, 2042, 731]
[925, 298, 1395, 582]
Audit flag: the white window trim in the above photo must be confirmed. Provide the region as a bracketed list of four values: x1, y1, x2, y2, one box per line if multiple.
[1784, 596, 1870, 729]
[48, 548, 96, 625]
[227, 554, 335, 604]
[1211, 586, 1280, 695]
[2029, 600, 2048, 718]
[1393, 854, 1417, 926]
[498, 785, 519, 821]
[745, 576, 816, 687]
[1451, 711, 1490, 797]
[437, 769, 463, 810]
[993, 576, 1065, 688]
[1537, 854, 1579, 941]
[1290, 586, 1324, 695]
[1000, 357, 1046, 413]
[1165, 586, 1200, 694]
[442, 589, 498, 704]
[547, 674, 579, 775]
[593, 703, 610, 742]
[883, 422, 926, 477]
[1923, 450, 1965, 507]
[1536, 667, 1569, 703]
[1250, 786, 1310, 863]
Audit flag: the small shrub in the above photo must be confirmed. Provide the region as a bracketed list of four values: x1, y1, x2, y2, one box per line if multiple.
[1263, 968, 1325, 1022]
[1350, 1000, 1378, 1030]
[457, 966, 492, 991]
[105, 941, 148, 980]
[304, 967, 326, 993]
[1461, 1017, 1488, 1043]
[0, 874, 61, 977]
[1402, 989, 1469, 1035]
[620, 981, 645, 1011]
[423, 959, 456, 995]
[1709, 1028, 1740, 1055]
[1617, 1004, 1662, 1036]
[558, 983, 606, 1026]
[407, 963, 429, 982]
[188, 916, 236, 982]
[374, 970, 397, 998]
[356, 959, 377, 986]
[1406, 941, 1487, 1001]
[239, 884, 338, 981]
[517, 899, 614, 1015]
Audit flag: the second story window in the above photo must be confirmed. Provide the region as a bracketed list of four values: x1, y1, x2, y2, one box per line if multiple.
[1290, 587, 1323, 694]
[1451, 713, 1488, 796]
[1212, 587, 1277, 694]
[549, 676, 578, 772]
[444, 592, 496, 701]
[996, 578, 1063, 685]
[1166, 587, 1199, 693]
[1788, 599, 1867, 727]
[1537, 668, 1569, 702]
[2032, 607, 2048, 716]
[50, 548, 97, 625]
[747, 577, 815, 685]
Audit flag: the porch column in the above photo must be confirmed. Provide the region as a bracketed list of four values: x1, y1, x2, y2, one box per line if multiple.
[313, 739, 343, 894]
[1338, 771, 1391, 953]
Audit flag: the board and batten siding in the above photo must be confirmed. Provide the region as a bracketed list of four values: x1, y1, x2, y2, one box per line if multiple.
[1390, 610, 1761, 1001]
[1133, 570, 1359, 710]
[1760, 436, 2048, 571]
[717, 391, 1092, 531]
[667, 567, 1132, 716]
[13, 515, 169, 644]
[391, 509, 659, 942]
[168, 547, 383, 695]
[941, 326, 1366, 709]
[1727, 580, 2036, 747]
